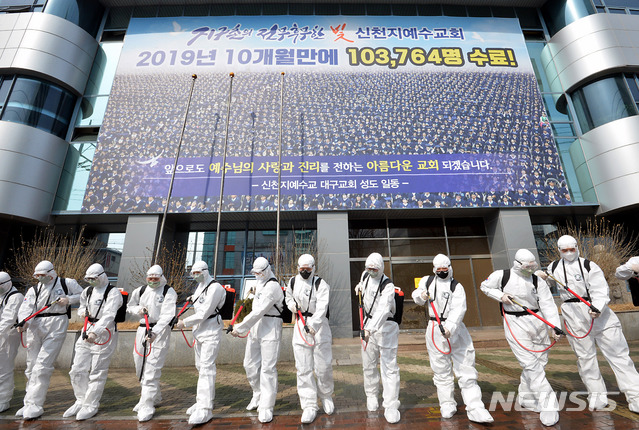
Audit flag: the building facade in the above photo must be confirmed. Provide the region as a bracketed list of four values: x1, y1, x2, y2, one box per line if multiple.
[1, 0, 638, 337]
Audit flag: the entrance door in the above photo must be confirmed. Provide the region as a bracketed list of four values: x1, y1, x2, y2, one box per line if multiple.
[391, 257, 500, 329]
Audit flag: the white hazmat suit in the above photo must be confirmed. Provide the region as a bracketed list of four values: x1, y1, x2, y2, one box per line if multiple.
[284, 254, 334, 424]
[232, 257, 284, 424]
[0, 272, 23, 413]
[481, 249, 560, 427]
[64, 263, 123, 420]
[412, 254, 493, 423]
[178, 260, 226, 425]
[545, 236, 639, 412]
[615, 256, 639, 306]
[355, 252, 401, 424]
[126, 265, 177, 422]
[16, 260, 82, 419]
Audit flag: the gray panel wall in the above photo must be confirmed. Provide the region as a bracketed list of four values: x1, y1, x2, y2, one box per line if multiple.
[0, 12, 98, 94]
[542, 13, 639, 95]
[485, 209, 538, 270]
[0, 121, 68, 223]
[576, 116, 639, 214]
[317, 212, 352, 338]
[117, 215, 160, 292]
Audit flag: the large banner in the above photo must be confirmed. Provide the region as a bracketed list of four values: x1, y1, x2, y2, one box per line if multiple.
[83, 16, 570, 213]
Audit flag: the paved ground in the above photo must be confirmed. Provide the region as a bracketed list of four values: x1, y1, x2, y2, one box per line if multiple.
[2, 330, 639, 429]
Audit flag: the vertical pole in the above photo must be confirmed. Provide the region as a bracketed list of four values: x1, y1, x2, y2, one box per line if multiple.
[213, 72, 235, 278]
[154, 74, 197, 265]
[275, 72, 285, 279]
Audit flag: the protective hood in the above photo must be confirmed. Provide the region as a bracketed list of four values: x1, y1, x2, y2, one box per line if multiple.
[297, 254, 315, 280]
[190, 260, 213, 284]
[557, 234, 579, 262]
[432, 253, 453, 280]
[365, 252, 384, 279]
[251, 257, 274, 283]
[85, 263, 109, 289]
[512, 249, 539, 277]
[33, 260, 57, 284]
[0, 271, 12, 295]
[146, 264, 167, 289]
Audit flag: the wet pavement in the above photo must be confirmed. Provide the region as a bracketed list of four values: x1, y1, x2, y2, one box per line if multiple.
[2, 333, 639, 429]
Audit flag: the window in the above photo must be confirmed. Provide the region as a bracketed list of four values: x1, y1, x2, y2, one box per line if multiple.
[1, 76, 76, 138]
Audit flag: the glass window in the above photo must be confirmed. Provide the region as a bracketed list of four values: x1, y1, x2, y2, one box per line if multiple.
[391, 4, 417, 16]
[542, 0, 595, 37]
[263, 3, 288, 15]
[570, 75, 638, 133]
[608, 8, 628, 13]
[2, 76, 76, 138]
[389, 238, 448, 257]
[236, 4, 261, 15]
[341, 4, 365, 15]
[525, 42, 552, 93]
[445, 218, 486, 237]
[210, 4, 235, 16]
[104, 7, 132, 30]
[0, 75, 13, 109]
[541, 93, 571, 121]
[289, 3, 313, 15]
[467, 6, 492, 17]
[417, 5, 442, 16]
[388, 218, 445, 237]
[158, 5, 183, 17]
[492, 6, 516, 18]
[132, 5, 157, 17]
[442, 5, 466, 16]
[349, 219, 386, 238]
[605, 0, 638, 6]
[627, 74, 639, 101]
[184, 5, 209, 17]
[314, 3, 339, 15]
[366, 3, 391, 16]
[54, 133, 97, 211]
[550, 122, 576, 137]
[448, 237, 490, 255]
[349, 240, 389, 258]
[555, 138, 582, 202]
[516, 7, 542, 28]
[44, 0, 104, 38]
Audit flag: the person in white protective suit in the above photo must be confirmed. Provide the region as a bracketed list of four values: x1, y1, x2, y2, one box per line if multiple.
[0, 272, 23, 413]
[537, 235, 639, 412]
[616, 255, 639, 305]
[127, 265, 177, 422]
[15, 260, 82, 419]
[481, 249, 561, 427]
[354, 252, 401, 424]
[284, 254, 334, 424]
[174, 260, 226, 425]
[412, 254, 493, 423]
[230, 257, 284, 424]
[63, 263, 123, 420]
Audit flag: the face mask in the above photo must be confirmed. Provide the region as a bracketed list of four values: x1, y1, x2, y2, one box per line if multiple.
[254, 271, 268, 282]
[86, 279, 100, 287]
[562, 251, 577, 262]
[34, 275, 53, 284]
[366, 268, 380, 278]
[192, 273, 205, 283]
[436, 271, 448, 279]
[147, 280, 161, 288]
[299, 270, 312, 280]
[0, 280, 10, 295]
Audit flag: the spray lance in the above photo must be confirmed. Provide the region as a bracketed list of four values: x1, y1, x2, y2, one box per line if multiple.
[14, 297, 62, 329]
[507, 295, 566, 337]
[543, 271, 600, 314]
